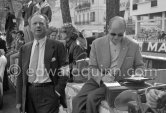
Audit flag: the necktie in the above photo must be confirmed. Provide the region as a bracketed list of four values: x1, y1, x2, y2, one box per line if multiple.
[28, 42, 39, 83]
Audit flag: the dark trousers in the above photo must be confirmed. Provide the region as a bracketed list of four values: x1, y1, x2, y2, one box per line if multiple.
[3, 68, 9, 91]
[72, 78, 106, 113]
[26, 84, 60, 113]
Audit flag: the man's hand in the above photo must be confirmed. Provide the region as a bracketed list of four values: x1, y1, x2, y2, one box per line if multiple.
[146, 89, 166, 108]
[16, 104, 22, 113]
[102, 73, 115, 83]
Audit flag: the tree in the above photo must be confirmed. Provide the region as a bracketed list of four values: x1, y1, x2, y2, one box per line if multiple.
[60, 0, 72, 24]
[106, 0, 120, 33]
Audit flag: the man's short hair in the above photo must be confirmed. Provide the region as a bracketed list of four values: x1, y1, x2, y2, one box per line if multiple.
[108, 16, 126, 30]
[28, 13, 49, 27]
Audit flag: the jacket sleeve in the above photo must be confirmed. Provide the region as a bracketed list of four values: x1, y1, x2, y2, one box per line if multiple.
[89, 41, 98, 68]
[134, 44, 145, 74]
[16, 47, 23, 104]
[72, 45, 85, 61]
[54, 42, 68, 108]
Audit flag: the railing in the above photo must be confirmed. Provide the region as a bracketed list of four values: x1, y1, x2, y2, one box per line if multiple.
[126, 35, 166, 42]
[136, 38, 166, 42]
[74, 21, 90, 25]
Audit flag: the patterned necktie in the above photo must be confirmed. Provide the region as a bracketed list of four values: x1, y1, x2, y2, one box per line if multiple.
[28, 42, 39, 83]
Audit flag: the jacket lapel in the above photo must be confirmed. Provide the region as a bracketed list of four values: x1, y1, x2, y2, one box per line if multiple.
[117, 38, 129, 69]
[44, 39, 54, 71]
[100, 36, 111, 69]
[24, 42, 33, 82]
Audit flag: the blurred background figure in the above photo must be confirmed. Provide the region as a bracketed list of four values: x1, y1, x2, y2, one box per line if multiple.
[0, 34, 8, 92]
[48, 27, 59, 40]
[0, 49, 7, 108]
[10, 30, 25, 66]
[22, 0, 36, 43]
[4, 6, 17, 49]
[33, 0, 52, 22]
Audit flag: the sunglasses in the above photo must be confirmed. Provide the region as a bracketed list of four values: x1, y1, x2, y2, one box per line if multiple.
[110, 33, 123, 37]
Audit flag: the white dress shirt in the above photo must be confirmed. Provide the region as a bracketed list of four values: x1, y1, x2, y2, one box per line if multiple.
[29, 37, 51, 83]
[109, 40, 121, 69]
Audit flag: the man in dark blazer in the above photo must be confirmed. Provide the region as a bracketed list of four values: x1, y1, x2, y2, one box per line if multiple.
[16, 13, 68, 113]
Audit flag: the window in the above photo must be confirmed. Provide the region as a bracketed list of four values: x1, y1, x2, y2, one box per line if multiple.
[90, 12, 95, 22]
[87, 13, 89, 22]
[79, 15, 81, 23]
[83, 14, 85, 24]
[133, 4, 137, 10]
[75, 16, 77, 22]
[151, 0, 157, 7]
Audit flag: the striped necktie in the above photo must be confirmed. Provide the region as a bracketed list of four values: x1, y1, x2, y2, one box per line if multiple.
[28, 42, 39, 83]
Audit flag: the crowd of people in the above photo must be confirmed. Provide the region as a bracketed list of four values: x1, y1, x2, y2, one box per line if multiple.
[0, 0, 166, 113]
[138, 28, 166, 40]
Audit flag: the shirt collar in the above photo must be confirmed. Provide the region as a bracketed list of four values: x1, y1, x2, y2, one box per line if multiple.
[27, 1, 32, 7]
[34, 36, 47, 48]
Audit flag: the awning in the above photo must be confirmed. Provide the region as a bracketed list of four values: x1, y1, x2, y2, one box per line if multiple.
[142, 52, 166, 61]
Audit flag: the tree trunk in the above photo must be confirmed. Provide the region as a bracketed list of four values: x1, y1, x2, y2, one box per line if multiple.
[106, 0, 120, 33]
[60, 0, 72, 24]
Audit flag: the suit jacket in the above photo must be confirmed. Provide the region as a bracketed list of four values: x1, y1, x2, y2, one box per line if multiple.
[16, 38, 68, 113]
[86, 36, 96, 57]
[89, 36, 144, 81]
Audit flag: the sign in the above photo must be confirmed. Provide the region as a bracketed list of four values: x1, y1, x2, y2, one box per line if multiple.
[139, 42, 166, 53]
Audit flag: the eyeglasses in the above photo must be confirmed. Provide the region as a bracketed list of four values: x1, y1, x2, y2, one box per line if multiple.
[110, 33, 123, 37]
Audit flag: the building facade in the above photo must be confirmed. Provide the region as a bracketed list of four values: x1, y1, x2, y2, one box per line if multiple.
[74, 0, 106, 36]
[130, 0, 166, 37]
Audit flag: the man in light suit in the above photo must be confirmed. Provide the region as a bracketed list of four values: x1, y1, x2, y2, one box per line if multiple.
[72, 16, 144, 113]
[16, 13, 68, 113]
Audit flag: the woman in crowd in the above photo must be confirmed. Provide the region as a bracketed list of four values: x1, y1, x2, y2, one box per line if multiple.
[60, 24, 87, 82]
[48, 27, 59, 40]
[32, 0, 52, 22]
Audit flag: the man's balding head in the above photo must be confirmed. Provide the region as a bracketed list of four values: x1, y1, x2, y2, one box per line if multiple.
[108, 16, 126, 45]
[108, 16, 126, 31]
